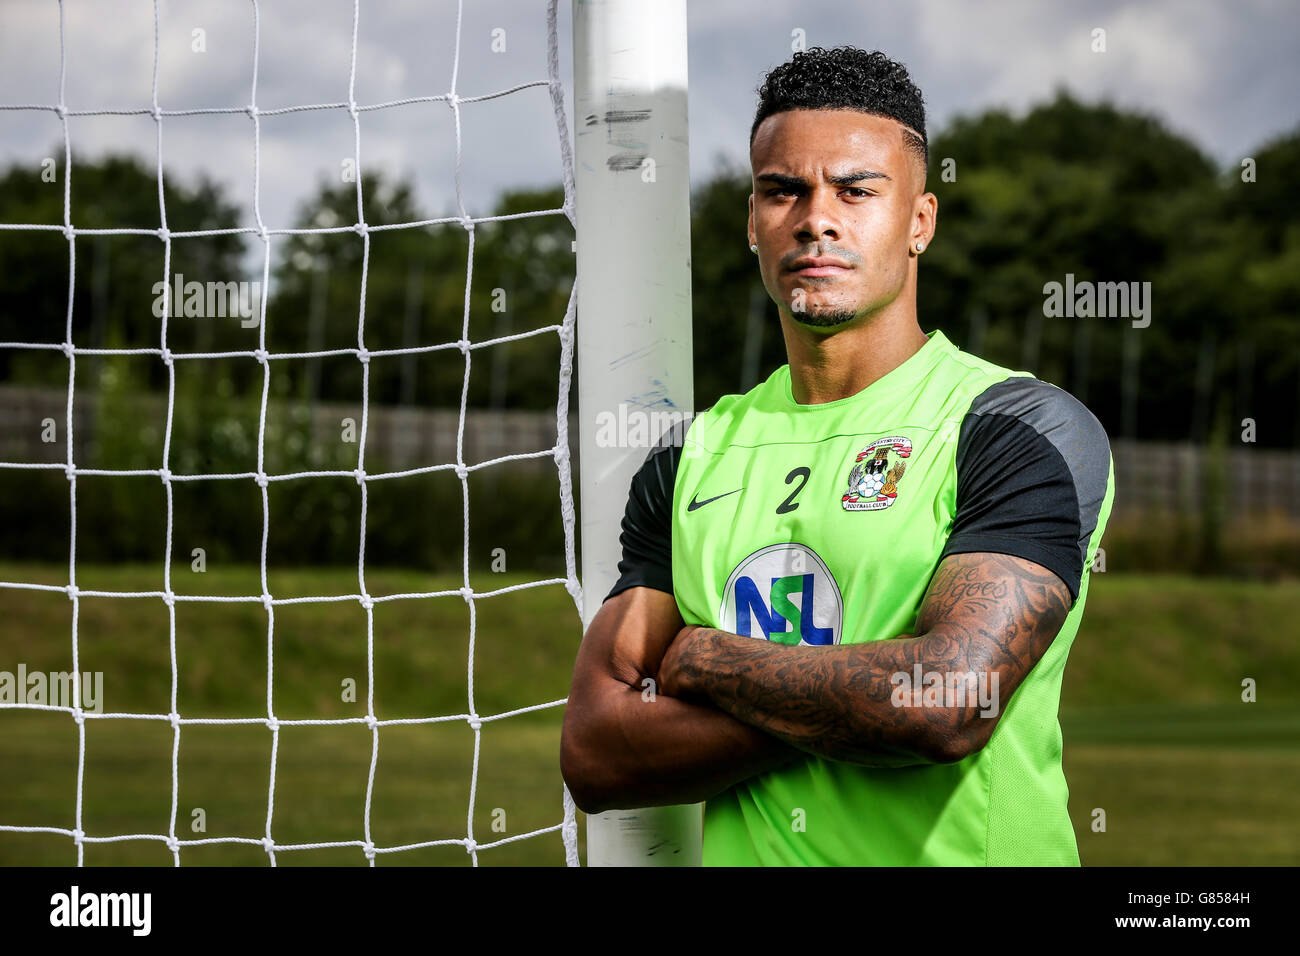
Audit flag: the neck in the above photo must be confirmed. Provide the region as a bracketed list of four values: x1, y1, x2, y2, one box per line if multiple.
[779, 297, 930, 405]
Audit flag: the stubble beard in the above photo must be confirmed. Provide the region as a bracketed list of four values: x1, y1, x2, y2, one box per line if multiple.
[795, 308, 859, 329]
[792, 295, 861, 329]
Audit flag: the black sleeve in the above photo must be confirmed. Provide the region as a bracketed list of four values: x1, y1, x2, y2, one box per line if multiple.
[939, 377, 1112, 604]
[603, 439, 682, 602]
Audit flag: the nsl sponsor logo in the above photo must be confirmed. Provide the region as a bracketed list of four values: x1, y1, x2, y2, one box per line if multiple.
[151, 273, 262, 327]
[720, 544, 844, 646]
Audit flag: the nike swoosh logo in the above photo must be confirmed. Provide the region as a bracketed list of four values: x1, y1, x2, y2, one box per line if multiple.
[687, 488, 742, 512]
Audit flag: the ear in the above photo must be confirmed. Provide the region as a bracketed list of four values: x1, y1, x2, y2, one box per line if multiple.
[911, 191, 938, 254]
[747, 192, 755, 247]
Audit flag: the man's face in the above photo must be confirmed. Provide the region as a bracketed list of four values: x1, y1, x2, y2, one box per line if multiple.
[748, 108, 931, 330]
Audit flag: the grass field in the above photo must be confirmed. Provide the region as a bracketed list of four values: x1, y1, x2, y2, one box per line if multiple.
[1, 562, 1297, 866]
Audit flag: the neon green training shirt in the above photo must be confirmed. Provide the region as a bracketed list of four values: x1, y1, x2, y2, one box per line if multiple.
[606, 329, 1114, 865]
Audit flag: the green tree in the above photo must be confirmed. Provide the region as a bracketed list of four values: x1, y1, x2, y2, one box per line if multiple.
[266, 173, 574, 412]
[0, 152, 246, 390]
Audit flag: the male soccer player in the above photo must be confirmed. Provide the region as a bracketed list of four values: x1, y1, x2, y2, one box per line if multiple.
[560, 47, 1114, 865]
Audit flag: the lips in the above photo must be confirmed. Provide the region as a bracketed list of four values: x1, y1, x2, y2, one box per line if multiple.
[789, 257, 850, 276]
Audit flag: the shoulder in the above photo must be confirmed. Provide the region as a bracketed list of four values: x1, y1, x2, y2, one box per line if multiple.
[604, 429, 684, 602]
[940, 375, 1113, 603]
[915, 336, 1111, 473]
[631, 426, 687, 496]
[959, 375, 1111, 468]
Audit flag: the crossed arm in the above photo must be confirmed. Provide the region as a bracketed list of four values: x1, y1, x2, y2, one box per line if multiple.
[560, 551, 1071, 814]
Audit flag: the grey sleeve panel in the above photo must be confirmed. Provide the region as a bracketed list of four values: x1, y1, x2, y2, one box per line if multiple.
[939, 376, 1112, 603]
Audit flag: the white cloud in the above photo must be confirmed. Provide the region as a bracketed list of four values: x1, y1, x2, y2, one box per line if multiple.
[0, 0, 1295, 235]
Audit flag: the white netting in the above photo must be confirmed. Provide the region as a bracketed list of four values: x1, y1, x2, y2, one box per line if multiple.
[0, 0, 583, 867]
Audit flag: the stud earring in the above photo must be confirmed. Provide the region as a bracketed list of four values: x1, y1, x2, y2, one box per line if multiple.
[750, 244, 758, 254]
[915, 242, 925, 253]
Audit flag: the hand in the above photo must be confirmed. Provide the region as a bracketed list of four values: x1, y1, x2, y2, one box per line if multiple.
[657, 624, 701, 699]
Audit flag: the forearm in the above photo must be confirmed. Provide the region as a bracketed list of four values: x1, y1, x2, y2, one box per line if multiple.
[561, 678, 800, 814]
[666, 553, 1071, 765]
[664, 625, 987, 766]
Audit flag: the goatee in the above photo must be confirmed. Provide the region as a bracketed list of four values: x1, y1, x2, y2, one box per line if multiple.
[795, 308, 858, 329]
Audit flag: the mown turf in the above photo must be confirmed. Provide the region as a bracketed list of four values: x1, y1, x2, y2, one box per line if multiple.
[1065, 737, 1300, 866]
[1, 563, 1296, 865]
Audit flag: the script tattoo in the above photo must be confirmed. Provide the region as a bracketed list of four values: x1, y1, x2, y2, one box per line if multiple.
[666, 552, 1071, 766]
[909, 552, 1072, 750]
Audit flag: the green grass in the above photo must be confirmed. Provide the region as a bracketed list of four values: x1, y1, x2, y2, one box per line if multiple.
[1058, 572, 1300, 865]
[2, 712, 577, 866]
[1, 564, 1297, 865]
[1063, 571, 1300, 707]
[1065, 738, 1300, 866]
[0, 563, 586, 866]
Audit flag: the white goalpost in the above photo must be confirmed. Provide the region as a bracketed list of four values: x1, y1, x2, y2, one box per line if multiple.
[573, 0, 700, 866]
[0, 0, 696, 868]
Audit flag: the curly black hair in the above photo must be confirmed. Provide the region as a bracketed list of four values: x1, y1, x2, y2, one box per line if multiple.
[750, 47, 927, 168]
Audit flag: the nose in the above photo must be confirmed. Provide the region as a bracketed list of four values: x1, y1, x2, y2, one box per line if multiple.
[793, 187, 840, 245]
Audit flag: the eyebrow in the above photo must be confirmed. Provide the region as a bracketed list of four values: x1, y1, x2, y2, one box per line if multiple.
[756, 169, 892, 189]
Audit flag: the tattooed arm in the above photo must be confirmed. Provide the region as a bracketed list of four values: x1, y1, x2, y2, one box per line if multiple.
[561, 586, 804, 814]
[656, 553, 1072, 766]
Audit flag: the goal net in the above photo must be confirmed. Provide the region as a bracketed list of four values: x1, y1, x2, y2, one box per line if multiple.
[0, 0, 587, 867]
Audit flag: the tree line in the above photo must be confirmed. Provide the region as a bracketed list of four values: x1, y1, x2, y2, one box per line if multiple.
[1, 91, 1296, 449]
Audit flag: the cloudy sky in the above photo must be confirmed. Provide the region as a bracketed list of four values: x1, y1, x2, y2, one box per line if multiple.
[1, 0, 1296, 233]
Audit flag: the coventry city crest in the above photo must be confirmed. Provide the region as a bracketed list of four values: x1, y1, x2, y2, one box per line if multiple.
[842, 436, 912, 511]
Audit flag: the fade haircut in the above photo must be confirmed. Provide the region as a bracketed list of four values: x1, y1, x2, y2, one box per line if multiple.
[750, 47, 928, 173]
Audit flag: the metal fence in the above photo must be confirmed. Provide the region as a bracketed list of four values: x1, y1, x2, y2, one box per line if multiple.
[2, 385, 1298, 519]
